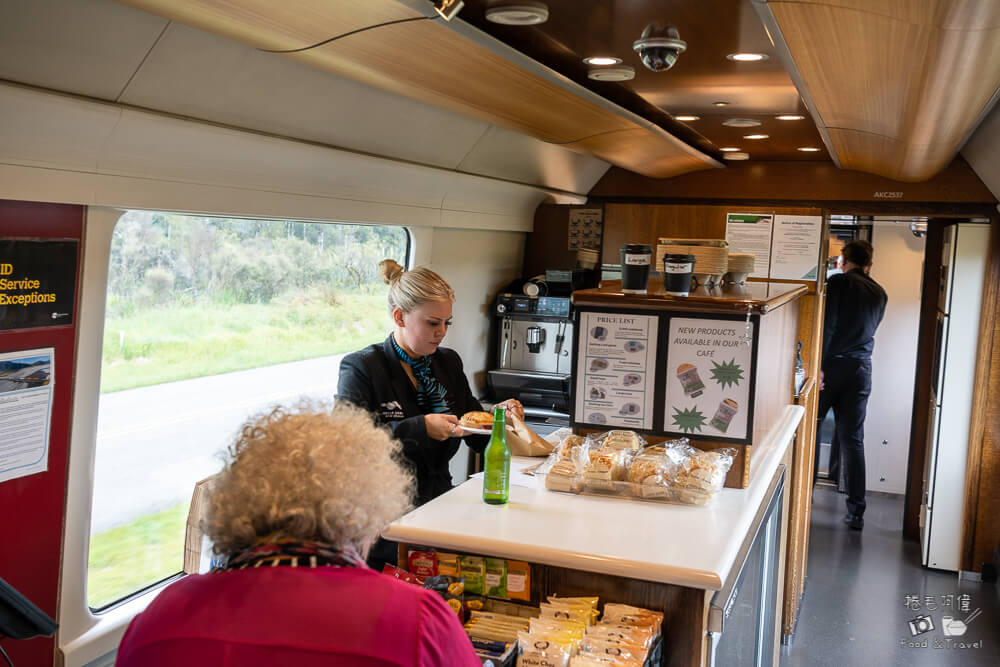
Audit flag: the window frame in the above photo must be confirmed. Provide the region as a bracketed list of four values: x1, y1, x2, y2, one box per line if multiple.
[60, 207, 411, 665]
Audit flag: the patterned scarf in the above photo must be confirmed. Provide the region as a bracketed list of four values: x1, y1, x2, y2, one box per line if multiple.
[391, 334, 450, 414]
[219, 534, 368, 571]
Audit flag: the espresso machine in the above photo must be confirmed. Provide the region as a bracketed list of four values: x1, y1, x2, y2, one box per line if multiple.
[487, 294, 574, 427]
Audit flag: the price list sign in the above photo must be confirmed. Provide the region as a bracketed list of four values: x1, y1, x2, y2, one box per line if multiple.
[575, 312, 658, 430]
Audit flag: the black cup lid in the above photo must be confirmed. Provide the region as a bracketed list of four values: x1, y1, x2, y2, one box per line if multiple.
[623, 244, 652, 253]
[663, 253, 695, 262]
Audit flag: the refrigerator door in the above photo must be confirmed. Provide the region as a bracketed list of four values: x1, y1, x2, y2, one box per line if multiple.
[921, 399, 940, 566]
[937, 224, 955, 315]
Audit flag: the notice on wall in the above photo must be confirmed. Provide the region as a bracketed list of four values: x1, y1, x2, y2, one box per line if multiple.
[663, 318, 754, 442]
[770, 215, 823, 280]
[725, 213, 773, 278]
[568, 208, 603, 251]
[0, 239, 78, 330]
[576, 312, 658, 430]
[0, 348, 55, 484]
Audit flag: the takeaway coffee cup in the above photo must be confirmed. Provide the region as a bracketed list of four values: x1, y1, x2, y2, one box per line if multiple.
[620, 244, 652, 293]
[663, 253, 695, 296]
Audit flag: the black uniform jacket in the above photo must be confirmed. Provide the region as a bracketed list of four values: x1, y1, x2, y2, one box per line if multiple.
[337, 336, 488, 506]
[822, 268, 888, 364]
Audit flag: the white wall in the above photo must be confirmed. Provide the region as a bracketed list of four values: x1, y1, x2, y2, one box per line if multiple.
[867, 223, 926, 494]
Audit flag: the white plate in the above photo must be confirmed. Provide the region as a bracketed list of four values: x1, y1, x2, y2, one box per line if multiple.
[460, 425, 492, 435]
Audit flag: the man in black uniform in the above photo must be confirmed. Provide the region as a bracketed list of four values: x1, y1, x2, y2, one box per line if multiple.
[817, 240, 888, 531]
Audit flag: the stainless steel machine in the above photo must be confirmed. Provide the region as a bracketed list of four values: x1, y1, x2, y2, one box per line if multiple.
[487, 294, 574, 422]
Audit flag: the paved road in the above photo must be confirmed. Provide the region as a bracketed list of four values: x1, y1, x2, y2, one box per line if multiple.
[91, 353, 347, 533]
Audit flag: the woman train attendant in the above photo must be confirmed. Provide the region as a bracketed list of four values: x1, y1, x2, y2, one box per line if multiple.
[337, 260, 521, 568]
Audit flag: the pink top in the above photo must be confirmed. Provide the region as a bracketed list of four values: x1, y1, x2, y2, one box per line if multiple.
[115, 566, 481, 667]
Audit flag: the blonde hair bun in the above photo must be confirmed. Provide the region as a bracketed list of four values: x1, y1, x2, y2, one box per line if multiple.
[379, 259, 405, 285]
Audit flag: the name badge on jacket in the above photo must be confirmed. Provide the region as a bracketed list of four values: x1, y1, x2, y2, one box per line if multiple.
[379, 401, 405, 420]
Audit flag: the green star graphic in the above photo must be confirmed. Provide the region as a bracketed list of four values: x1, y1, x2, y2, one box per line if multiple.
[672, 406, 706, 433]
[710, 358, 744, 388]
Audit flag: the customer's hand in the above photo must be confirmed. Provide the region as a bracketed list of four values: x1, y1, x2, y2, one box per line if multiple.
[425, 413, 462, 441]
[496, 399, 524, 421]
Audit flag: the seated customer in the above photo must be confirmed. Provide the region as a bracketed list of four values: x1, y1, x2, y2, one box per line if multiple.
[116, 403, 480, 667]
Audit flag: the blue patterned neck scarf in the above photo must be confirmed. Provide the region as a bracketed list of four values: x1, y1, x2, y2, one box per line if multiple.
[391, 334, 450, 414]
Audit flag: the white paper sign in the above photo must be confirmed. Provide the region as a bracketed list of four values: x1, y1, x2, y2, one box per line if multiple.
[0, 348, 55, 483]
[770, 215, 823, 280]
[663, 319, 754, 441]
[725, 213, 774, 278]
[568, 208, 603, 251]
[576, 312, 658, 430]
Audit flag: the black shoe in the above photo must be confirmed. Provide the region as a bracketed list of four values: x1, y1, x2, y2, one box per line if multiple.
[843, 513, 864, 530]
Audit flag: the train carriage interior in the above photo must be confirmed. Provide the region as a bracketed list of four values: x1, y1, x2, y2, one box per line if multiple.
[1, 0, 1000, 666]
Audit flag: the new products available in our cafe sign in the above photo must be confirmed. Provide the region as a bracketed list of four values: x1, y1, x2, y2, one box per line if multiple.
[0, 239, 78, 330]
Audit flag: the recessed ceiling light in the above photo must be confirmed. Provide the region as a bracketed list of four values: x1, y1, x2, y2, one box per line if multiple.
[719, 147, 741, 152]
[723, 118, 761, 128]
[485, 2, 549, 25]
[723, 152, 750, 160]
[744, 134, 769, 139]
[713, 101, 730, 107]
[777, 115, 805, 120]
[675, 115, 700, 121]
[727, 53, 769, 62]
[797, 147, 821, 152]
[583, 56, 622, 66]
[587, 65, 635, 82]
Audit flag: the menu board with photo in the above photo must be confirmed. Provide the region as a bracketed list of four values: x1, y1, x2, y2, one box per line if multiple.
[662, 317, 755, 442]
[567, 208, 603, 251]
[575, 312, 658, 430]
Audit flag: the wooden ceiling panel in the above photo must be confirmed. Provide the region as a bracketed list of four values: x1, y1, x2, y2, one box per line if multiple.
[765, 0, 1000, 181]
[119, 0, 719, 178]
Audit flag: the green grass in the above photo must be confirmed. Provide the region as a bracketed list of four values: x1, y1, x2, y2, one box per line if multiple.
[87, 503, 188, 609]
[101, 292, 388, 393]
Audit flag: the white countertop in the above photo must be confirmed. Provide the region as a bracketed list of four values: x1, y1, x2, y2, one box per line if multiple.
[385, 405, 803, 591]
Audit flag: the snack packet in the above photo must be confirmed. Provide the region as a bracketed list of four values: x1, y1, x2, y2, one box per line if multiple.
[485, 557, 508, 598]
[423, 575, 465, 617]
[461, 555, 485, 595]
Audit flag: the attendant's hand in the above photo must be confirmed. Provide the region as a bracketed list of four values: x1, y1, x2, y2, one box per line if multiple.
[819, 371, 825, 390]
[425, 413, 462, 441]
[496, 399, 524, 422]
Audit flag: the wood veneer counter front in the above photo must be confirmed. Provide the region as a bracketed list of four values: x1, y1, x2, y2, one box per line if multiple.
[573, 280, 807, 314]
[385, 406, 803, 591]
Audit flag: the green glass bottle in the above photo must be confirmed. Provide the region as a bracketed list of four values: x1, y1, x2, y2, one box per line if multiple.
[482, 406, 510, 504]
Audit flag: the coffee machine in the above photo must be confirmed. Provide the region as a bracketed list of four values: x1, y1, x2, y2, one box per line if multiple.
[487, 294, 574, 424]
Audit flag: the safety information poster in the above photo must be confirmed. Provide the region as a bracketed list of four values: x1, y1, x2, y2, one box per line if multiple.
[576, 312, 658, 429]
[663, 318, 754, 441]
[770, 215, 823, 280]
[725, 213, 773, 278]
[0, 348, 55, 484]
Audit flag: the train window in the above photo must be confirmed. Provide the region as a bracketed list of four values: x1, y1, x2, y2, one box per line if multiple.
[87, 211, 408, 609]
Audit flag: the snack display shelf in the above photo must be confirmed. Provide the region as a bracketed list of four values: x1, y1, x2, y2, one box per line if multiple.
[385, 405, 803, 591]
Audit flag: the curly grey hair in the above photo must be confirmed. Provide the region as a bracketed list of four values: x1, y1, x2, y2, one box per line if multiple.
[204, 402, 413, 556]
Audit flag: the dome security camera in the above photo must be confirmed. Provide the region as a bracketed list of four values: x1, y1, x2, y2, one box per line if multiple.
[633, 23, 687, 72]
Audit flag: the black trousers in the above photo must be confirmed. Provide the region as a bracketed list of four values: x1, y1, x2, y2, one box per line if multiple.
[815, 357, 872, 518]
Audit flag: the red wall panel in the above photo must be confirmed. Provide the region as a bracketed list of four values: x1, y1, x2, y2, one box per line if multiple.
[0, 200, 84, 667]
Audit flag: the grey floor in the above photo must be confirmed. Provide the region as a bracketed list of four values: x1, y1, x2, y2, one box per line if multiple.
[780, 485, 999, 667]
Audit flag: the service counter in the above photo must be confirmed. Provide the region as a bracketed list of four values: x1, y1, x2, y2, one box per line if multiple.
[385, 405, 804, 667]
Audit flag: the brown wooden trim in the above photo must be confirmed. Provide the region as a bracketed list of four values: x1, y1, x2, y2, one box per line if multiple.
[962, 215, 1000, 572]
[572, 279, 807, 314]
[589, 158, 996, 205]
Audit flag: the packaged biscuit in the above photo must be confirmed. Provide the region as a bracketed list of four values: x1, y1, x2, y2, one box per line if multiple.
[381, 564, 420, 585]
[547, 595, 599, 609]
[436, 552, 460, 577]
[485, 557, 508, 598]
[461, 555, 486, 595]
[423, 575, 465, 617]
[407, 550, 437, 578]
[506, 560, 531, 601]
